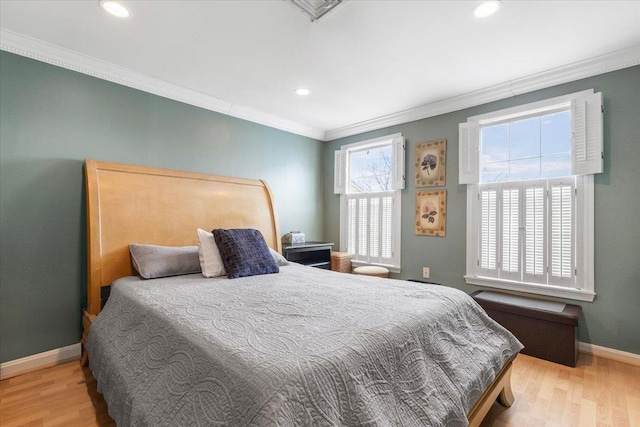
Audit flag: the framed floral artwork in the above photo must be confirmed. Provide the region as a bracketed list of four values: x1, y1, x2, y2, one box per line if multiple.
[415, 139, 446, 187]
[415, 190, 446, 236]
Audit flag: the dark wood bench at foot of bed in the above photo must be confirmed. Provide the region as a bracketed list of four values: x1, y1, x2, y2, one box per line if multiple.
[472, 291, 581, 367]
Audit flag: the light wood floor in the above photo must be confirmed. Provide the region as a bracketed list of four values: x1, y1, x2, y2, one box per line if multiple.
[1, 353, 638, 426]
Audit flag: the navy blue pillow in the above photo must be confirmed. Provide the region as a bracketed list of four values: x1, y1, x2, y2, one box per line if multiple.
[213, 228, 279, 279]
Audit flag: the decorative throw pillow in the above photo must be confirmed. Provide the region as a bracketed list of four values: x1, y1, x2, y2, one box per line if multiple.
[213, 228, 279, 279]
[129, 244, 201, 279]
[269, 247, 289, 266]
[197, 228, 226, 277]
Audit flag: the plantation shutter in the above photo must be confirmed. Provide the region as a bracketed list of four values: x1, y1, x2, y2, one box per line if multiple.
[549, 180, 575, 287]
[345, 193, 395, 266]
[346, 197, 356, 254]
[357, 197, 368, 257]
[381, 196, 393, 261]
[501, 186, 520, 280]
[391, 136, 406, 190]
[369, 197, 380, 258]
[334, 149, 346, 194]
[459, 121, 480, 184]
[523, 182, 546, 284]
[571, 92, 603, 175]
[479, 187, 498, 277]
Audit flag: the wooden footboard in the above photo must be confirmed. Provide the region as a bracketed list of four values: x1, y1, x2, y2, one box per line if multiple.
[467, 359, 515, 427]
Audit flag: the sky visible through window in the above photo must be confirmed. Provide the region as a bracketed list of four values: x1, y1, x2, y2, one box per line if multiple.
[481, 110, 571, 183]
[349, 145, 392, 193]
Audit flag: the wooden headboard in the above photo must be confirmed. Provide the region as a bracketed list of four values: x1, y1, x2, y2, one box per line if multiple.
[84, 159, 281, 315]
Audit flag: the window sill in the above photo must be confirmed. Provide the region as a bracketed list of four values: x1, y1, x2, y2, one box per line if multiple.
[464, 275, 595, 302]
[351, 260, 400, 274]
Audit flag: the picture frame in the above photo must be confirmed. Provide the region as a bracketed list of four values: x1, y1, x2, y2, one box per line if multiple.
[415, 139, 446, 187]
[415, 190, 447, 236]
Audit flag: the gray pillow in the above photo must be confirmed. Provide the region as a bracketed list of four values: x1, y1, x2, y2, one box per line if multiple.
[129, 244, 201, 279]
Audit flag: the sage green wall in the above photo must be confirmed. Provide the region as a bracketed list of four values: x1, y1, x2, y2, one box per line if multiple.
[324, 66, 640, 355]
[0, 51, 324, 363]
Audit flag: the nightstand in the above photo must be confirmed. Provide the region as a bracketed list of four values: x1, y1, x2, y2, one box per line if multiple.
[282, 241, 333, 269]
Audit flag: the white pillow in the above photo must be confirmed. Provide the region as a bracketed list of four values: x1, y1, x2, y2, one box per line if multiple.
[269, 247, 289, 266]
[197, 228, 226, 277]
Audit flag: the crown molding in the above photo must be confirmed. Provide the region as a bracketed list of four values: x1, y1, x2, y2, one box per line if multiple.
[2, 28, 638, 143]
[0, 28, 326, 141]
[325, 45, 640, 141]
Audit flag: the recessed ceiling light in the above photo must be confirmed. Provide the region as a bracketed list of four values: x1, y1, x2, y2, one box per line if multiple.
[99, 1, 132, 19]
[473, 1, 501, 18]
[295, 88, 311, 96]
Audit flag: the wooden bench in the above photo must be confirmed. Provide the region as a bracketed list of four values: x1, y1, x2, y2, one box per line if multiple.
[472, 291, 581, 367]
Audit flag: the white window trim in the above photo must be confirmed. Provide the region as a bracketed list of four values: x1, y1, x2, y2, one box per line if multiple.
[468, 89, 594, 125]
[460, 89, 602, 303]
[465, 175, 595, 302]
[336, 133, 404, 272]
[460, 89, 603, 184]
[339, 132, 403, 151]
[464, 275, 596, 302]
[340, 191, 402, 273]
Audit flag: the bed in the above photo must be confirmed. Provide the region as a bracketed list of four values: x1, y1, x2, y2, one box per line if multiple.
[83, 159, 522, 426]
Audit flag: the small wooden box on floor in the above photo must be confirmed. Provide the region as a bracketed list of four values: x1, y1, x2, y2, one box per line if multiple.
[472, 291, 581, 367]
[330, 251, 352, 273]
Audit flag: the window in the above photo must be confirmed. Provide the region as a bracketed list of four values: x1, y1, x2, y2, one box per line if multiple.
[334, 133, 405, 271]
[459, 90, 602, 302]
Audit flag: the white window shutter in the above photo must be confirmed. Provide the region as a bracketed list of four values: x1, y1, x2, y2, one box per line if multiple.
[501, 186, 520, 279]
[357, 197, 368, 256]
[549, 180, 575, 286]
[346, 197, 356, 254]
[381, 196, 393, 260]
[572, 92, 603, 175]
[369, 196, 380, 259]
[459, 122, 480, 184]
[479, 187, 498, 277]
[391, 136, 405, 190]
[334, 149, 346, 194]
[523, 183, 547, 284]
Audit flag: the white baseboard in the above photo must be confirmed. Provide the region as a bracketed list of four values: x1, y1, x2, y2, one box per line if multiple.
[579, 341, 640, 367]
[0, 342, 81, 380]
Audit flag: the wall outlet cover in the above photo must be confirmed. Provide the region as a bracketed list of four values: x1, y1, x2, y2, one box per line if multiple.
[422, 267, 430, 278]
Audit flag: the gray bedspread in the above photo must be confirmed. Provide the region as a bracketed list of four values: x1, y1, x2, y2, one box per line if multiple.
[88, 264, 522, 426]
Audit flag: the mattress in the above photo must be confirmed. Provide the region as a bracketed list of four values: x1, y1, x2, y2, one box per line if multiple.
[87, 264, 522, 426]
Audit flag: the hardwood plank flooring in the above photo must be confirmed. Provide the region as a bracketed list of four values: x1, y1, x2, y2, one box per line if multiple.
[1, 353, 638, 426]
[481, 353, 640, 427]
[0, 361, 114, 427]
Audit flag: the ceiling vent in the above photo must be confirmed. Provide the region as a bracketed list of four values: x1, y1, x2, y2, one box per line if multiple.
[286, 0, 348, 22]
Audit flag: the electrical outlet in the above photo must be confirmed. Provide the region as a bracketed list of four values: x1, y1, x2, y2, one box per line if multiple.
[422, 267, 430, 279]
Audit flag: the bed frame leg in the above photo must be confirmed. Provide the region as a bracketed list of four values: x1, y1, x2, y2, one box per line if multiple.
[81, 310, 96, 367]
[467, 360, 516, 426]
[497, 366, 515, 407]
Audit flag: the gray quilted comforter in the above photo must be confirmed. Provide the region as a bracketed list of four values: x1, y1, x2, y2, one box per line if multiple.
[87, 264, 522, 426]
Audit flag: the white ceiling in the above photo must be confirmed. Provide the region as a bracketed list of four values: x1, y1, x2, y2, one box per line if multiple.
[1, 1, 639, 141]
